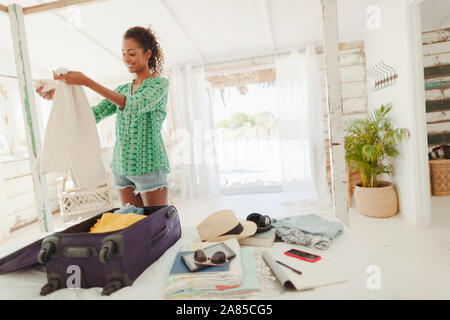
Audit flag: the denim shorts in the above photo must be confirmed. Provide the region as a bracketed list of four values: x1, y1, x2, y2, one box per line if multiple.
[113, 167, 169, 195]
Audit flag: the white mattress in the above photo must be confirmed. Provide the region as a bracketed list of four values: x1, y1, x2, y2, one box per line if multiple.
[0, 217, 387, 300]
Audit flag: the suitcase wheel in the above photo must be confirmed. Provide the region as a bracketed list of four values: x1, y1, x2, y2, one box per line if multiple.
[99, 240, 117, 264]
[101, 280, 123, 296]
[166, 207, 177, 218]
[37, 241, 57, 264]
[40, 279, 61, 296]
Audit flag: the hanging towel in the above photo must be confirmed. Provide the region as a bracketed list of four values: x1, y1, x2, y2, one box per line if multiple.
[34, 68, 106, 189]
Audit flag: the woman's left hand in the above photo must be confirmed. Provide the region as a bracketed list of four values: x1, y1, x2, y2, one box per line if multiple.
[53, 70, 89, 86]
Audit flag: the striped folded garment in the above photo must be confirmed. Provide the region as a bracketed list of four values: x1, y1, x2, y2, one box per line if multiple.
[163, 238, 243, 298]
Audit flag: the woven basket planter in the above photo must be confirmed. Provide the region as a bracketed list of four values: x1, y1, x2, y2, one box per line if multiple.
[429, 159, 450, 196]
[354, 181, 398, 218]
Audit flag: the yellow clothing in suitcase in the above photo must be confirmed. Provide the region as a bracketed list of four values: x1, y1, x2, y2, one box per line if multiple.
[89, 213, 147, 233]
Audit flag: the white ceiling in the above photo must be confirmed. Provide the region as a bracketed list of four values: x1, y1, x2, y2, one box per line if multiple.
[0, 0, 448, 83]
[421, 0, 450, 31]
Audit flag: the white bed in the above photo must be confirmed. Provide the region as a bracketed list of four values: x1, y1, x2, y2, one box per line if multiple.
[0, 215, 386, 300]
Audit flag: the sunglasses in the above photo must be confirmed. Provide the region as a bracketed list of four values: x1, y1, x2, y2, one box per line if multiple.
[193, 249, 228, 266]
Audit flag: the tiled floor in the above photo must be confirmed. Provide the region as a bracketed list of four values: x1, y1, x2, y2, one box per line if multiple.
[1, 192, 449, 299]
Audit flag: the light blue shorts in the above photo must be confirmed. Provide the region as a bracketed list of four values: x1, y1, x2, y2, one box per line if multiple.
[113, 167, 169, 195]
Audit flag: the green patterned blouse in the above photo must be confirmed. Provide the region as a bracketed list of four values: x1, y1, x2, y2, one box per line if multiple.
[91, 77, 171, 176]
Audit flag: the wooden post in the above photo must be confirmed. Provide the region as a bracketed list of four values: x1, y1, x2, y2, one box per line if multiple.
[321, 0, 349, 226]
[23, 0, 106, 15]
[8, 4, 53, 233]
[407, 0, 431, 227]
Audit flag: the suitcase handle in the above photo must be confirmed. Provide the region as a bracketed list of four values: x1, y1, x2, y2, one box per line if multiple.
[63, 247, 98, 258]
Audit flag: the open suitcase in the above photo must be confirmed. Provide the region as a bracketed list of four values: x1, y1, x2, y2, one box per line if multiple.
[0, 205, 181, 296]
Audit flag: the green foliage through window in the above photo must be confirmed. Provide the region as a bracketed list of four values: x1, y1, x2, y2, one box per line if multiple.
[216, 111, 278, 130]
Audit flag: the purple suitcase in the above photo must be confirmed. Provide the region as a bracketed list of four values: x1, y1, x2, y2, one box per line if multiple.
[0, 205, 181, 296]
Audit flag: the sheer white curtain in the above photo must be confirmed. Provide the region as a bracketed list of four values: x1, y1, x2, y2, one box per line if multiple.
[305, 46, 332, 205]
[170, 64, 221, 199]
[275, 46, 331, 204]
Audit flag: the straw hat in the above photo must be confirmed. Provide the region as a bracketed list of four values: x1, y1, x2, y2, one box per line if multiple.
[197, 209, 257, 242]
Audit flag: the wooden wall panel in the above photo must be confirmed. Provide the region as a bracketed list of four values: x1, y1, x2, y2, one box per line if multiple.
[423, 28, 450, 149]
[318, 44, 368, 122]
[1, 157, 61, 231]
[318, 42, 368, 196]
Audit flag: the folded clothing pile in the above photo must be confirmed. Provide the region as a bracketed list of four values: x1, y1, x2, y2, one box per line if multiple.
[272, 214, 343, 250]
[164, 238, 245, 298]
[89, 204, 146, 234]
[113, 203, 144, 215]
[89, 213, 146, 233]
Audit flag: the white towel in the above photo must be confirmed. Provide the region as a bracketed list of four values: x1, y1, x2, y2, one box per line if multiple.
[34, 68, 106, 189]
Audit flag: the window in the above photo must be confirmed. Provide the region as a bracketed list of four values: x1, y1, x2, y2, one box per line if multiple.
[210, 76, 283, 195]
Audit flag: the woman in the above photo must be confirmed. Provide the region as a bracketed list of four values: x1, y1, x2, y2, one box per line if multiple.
[36, 26, 171, 207]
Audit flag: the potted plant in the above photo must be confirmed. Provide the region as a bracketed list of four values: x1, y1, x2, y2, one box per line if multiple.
[344, 104, 409, 218]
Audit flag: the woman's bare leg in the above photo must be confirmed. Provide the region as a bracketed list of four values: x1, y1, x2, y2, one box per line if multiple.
[118, 187, 144, 207]
[140, 187, 168, 206]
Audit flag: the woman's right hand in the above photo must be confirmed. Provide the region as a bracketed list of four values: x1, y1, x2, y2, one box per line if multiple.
[36, 86, 55, 100]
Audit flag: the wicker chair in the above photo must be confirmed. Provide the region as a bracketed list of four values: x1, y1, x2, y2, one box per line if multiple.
[56, 176, 113, 219]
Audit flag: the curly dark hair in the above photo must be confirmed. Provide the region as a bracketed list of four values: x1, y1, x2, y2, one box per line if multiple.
[123, 26, 164, 76]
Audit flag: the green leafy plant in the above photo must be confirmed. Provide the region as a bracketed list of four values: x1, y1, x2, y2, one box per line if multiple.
[344, 104, 409, 188]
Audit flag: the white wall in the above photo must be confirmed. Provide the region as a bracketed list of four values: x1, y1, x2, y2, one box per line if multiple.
[364, 0, 422, 226]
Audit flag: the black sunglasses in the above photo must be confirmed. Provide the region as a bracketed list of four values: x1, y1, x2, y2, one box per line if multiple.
[193, 249, 228, 266]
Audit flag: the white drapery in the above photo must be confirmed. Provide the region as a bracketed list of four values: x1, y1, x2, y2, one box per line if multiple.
[275, 46, 331, 204]
[170, 64, 221, 199]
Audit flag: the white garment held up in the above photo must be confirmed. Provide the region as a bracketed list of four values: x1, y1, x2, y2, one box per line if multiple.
[34, 67, 106, 189]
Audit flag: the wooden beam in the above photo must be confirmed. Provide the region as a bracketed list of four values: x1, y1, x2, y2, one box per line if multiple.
[422, 27, 450, 45]
[23, 0, 106, 15]
[426, 97, 450, 112]
[321, 0, 349, 226]
[428, 132, 450, 146]
[159, 0, 206, 62]
[425, 80, 450, 90]
[8, 3, 53, 232]
[339, 40, 364, 52]
[261, 0, 276, 51]
[424, 64, 450, 79]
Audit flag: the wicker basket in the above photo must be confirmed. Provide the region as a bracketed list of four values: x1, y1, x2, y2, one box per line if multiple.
[429, 159, 450, 196]
[354, 181, 398, 218]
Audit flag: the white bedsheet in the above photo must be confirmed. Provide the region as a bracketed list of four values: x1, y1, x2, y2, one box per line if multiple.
[0, 218, 386, 300]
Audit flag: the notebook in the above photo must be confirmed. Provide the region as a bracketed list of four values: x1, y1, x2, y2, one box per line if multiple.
[262, 247, 350, 291]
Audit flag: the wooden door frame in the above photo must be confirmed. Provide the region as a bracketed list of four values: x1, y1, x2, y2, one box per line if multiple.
[407, 0, 432, 227]
[321, 0, 349, 226]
